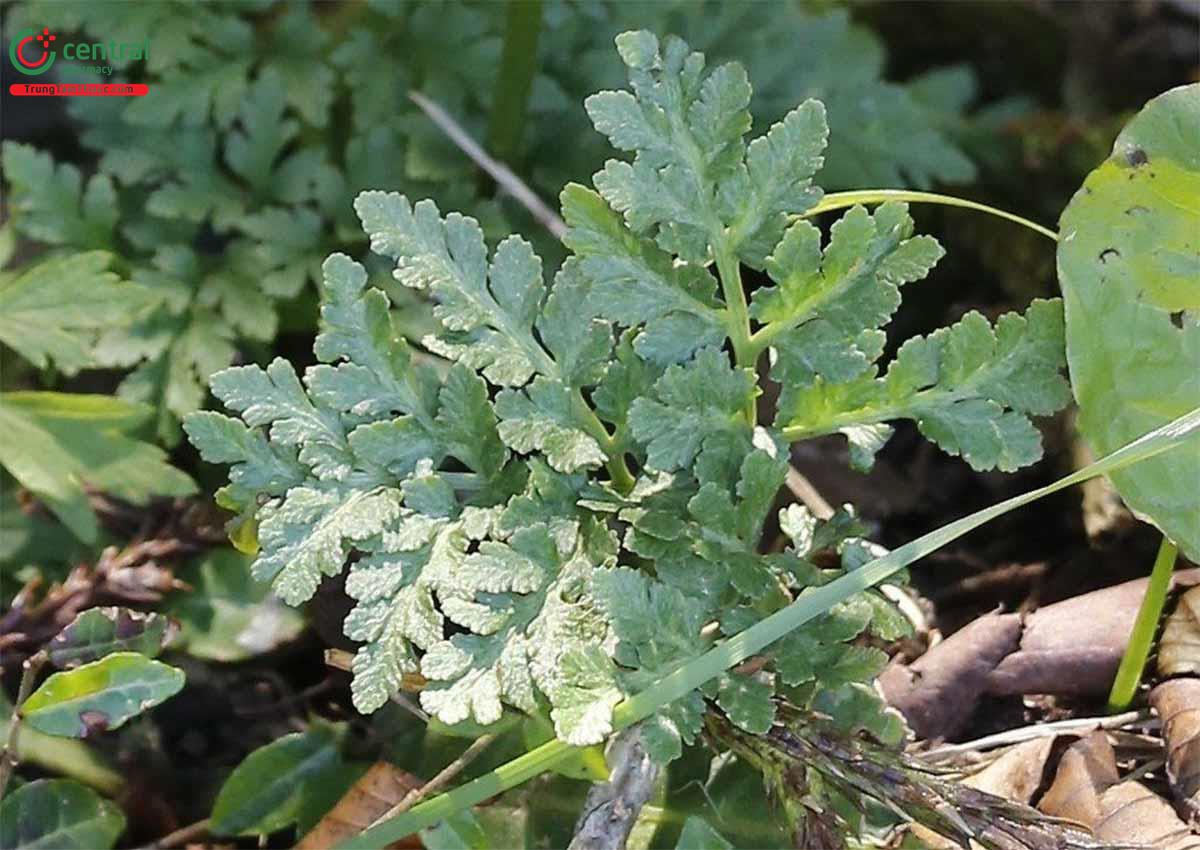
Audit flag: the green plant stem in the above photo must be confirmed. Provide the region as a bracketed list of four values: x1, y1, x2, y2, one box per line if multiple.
[714, 244, 757, 425]
[780, 378, 992, 443]
[486, 0, 543, 167]
[334, 404, 1200, 850]
[1107, 536, 1178, 711]
[571, 390, 635, 493]
[0, 651, 46, 801]
[803, 190, 1059, 242]
[602, 455, 635, 495]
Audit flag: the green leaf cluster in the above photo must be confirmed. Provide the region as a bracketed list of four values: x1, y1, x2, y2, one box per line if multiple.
[2, 0, 987, 445]
[0, 392, 195, 543]
[189, 30, 1069, 763]
[0, 246, 195, 543]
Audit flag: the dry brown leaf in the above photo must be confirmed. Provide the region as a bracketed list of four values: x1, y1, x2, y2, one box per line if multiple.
[1160, 587, 1200, 677]
[1091, 782, 1200, 849]
[912, 738, 1055, 850]
[1038, 731, 1119, 827]
[1073, 431, 1135, 543]
[1151, 679, 1200, 822]
[296, 762, 423, 850]
[964, 737, 1057, 804]
[884, 573, 1200, 742]
[988, 576, 1180, 697]
[1040, 731, 1200, 849]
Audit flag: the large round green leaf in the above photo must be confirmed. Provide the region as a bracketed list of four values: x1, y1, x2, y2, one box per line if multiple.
[1058, 84, 1200, 560]
[0, 779, 125, 849]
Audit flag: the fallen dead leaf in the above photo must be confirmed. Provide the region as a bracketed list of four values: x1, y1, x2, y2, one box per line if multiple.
[1151, 679, 1200, 823]
[962, 737, 1056, 803]
[988, 570, 1200, 697]
[1037, 731, 1119, 828]
[1089, 782, 1199, 849]
[1040, 731, 1200, 849]
[912, 737, 1055, 850]
[1160, 586, 1200, 677]
[1073, 430, 1135, 543]
[883, 571, 1200, 742]
[296, 762, 423, 850]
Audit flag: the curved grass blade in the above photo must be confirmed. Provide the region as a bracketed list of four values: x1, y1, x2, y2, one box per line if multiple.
[803, 189, 1059, 242]
[337, 405, 1200, 850]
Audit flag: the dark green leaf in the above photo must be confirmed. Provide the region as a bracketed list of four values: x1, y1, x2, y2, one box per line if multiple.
[0, 779, 125, 850]
[47, 608, 177, 669]
[210, 725, 345, 836]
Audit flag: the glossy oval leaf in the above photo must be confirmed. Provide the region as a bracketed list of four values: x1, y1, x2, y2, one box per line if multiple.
[210, 725, 344, 836]
[0, 779, 125, 849]
[19, 652, 185, 737]
[47, 607, 177, 669]
[1058, 83, 1200, 560]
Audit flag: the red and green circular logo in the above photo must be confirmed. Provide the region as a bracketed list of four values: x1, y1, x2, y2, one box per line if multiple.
[10, 27, 57, 76]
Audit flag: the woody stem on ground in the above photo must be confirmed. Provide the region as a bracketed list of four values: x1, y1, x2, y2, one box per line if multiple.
[0, 650, 47, 801]
[1107, 536, 1178, 711]
[567, 726, 660, 850]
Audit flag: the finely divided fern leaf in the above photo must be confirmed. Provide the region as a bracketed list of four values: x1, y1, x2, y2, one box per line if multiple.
[188, 30, 1069, 764]
[778, 298, 1071, 471]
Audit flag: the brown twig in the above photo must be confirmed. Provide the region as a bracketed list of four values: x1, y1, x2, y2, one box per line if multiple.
[140, 818, 211, 849]
[785, 465, 835, 520]
[920, 710, 1151, 763]
[0, 497, 221, 670]
[369, 733, 498, 826]
[408, 90, 567, 240]
[324, 649, 430, 722]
